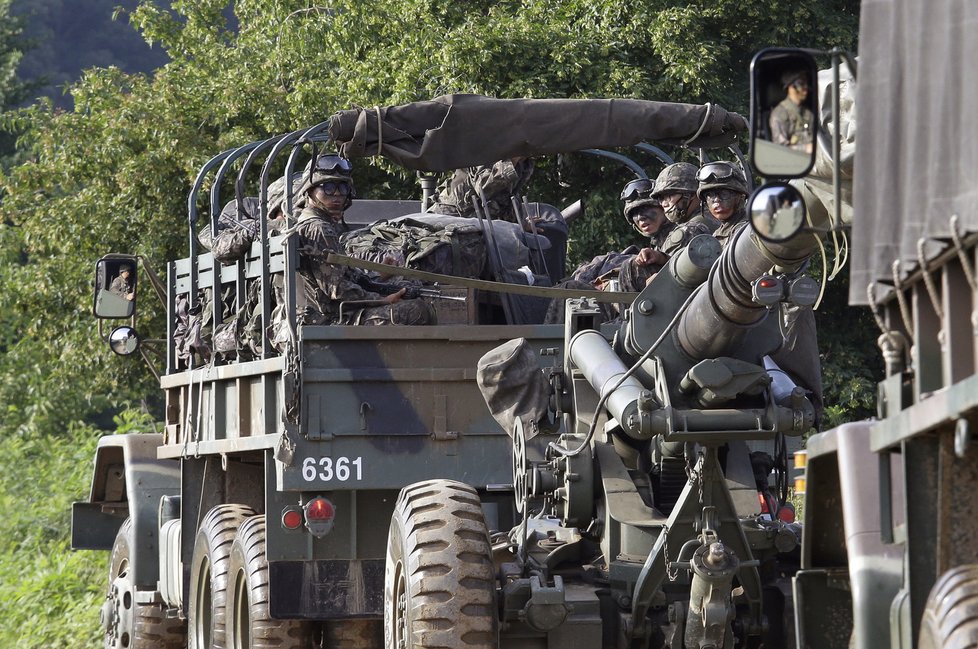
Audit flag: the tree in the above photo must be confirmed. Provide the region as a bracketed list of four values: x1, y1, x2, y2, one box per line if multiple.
[0, 0, 864, 434]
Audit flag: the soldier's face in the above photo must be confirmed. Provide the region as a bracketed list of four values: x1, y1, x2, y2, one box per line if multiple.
[704, 190, 744, 221]
[788, 80, 809, 103]
[660, 192, 698, 222]
[632, 207, 666, 235]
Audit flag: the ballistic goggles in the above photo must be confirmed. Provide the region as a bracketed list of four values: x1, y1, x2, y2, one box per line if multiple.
[312, 155, 353, 174]
[696, 162, 740, 183]
[620, 178, 654, 201]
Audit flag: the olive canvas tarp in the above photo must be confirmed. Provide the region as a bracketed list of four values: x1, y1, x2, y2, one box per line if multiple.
[327, 94, 747, 172]
[850, 0, 978, 304]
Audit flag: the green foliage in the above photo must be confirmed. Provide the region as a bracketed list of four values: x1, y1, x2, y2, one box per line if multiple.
[0, 422, 102, 648]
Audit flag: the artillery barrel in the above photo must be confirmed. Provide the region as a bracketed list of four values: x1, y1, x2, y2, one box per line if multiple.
[676, 223, 817, 361]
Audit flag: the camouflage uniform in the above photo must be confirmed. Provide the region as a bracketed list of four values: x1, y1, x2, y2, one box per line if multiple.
[711, 208, 749, 249]
[618, 194, 713, 292]
[293, 206, 434, 326]
[769, 97, 814, 151]
[431, 159, 534, 222]
[109, 274, 133, 298]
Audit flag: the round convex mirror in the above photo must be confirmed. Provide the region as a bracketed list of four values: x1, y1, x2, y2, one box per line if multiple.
[109, 326, 140, 356]
[749, 182, 807, 242]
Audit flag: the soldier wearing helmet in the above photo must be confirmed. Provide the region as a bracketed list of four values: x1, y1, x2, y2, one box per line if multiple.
[292, 155, 434, 326]
[652, 162, 715, 229]
[109, 263, 135, 300]
[697, 161, 750, 248]
[769, 70, 814, 153]
[616, 178, 675, 291]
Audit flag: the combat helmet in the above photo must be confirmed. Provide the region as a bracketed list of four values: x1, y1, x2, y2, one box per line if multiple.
[652, 162, 698, 197]
[695, 161, 749, 199]
[299, 154, 356, 210]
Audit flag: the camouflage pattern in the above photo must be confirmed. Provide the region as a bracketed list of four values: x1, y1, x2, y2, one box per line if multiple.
[617, 220, 677, 291]
[109, 274, 133, 298]
[476, 337, 553, 439]
[769, 97, 814, 151]
[430, 159, 534, 221]
[652, 162, 699, 197]
[711, 207, 749, 248]
[291, 205, 434, 326]
[570, 247, 640, 286]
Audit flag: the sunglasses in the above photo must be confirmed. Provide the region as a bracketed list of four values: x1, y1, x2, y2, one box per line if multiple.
[620, 178, 654, 201]
[315, 181, 351, 196]
[697, 162, 738, 183]
[790, 80, 810, 91]
[313, 155, 352, 173]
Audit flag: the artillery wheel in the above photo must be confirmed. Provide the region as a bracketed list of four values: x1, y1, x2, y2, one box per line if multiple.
[385, 479, 497, 649]
[919, 564, 978, 649]
[189, 504, 256, 649]
[227, 515, 314, 649]
[103, 518, 185, 649]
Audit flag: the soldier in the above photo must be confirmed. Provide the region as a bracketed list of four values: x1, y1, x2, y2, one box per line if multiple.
[652, 162, 719, 231]
[769, 70, 814, 153]
[291, 160, 435, 326]
[617, 193, 675, 292]
[619, 163, 730, 292]
[109, 264, 134, 300]
[696, 161, 750, 249]
[430, 157, 534, 223]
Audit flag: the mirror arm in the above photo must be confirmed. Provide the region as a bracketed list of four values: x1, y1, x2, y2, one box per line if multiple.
[138, 345, 160, 383]
[137, 255, 168, 307]
[832, 52, 843, 231]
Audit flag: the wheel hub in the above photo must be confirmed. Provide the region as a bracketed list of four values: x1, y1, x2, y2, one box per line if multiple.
[103, 569, 134, 648]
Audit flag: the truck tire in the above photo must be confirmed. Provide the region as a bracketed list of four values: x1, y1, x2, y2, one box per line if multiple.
[919, 564, 978, 649]
[385, 479, 497, 649]
[189, 504, 256, 649]
[103, 518, 185, 649]
[227, 515, 314, 649]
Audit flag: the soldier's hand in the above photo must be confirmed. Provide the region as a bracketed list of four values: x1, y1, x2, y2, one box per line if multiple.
[636, 248, 668, 267]
[382, 287, 407, 304]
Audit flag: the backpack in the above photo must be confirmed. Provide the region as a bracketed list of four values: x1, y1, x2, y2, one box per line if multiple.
[341, 217, 487, 278]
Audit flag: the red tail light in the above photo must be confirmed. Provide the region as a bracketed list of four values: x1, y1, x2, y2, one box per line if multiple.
[303, 497, 336, 537]
[281, 508, 303, 530]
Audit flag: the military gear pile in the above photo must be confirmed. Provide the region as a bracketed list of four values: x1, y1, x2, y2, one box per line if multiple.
[341, 216, 488, 279]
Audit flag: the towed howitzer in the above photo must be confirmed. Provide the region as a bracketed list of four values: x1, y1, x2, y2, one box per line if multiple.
[488, 199, 823, 648]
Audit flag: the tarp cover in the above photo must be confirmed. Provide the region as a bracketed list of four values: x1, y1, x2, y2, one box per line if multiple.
[328, 94, 747, 172]
[851, 0, 978, 304]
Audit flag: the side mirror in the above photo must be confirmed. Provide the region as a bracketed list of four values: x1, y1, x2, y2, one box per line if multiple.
[93, 256, 138, 319]
[749, 48, 819, 178]
[108, 326, 140, 356]
[749, 182, 807, 242]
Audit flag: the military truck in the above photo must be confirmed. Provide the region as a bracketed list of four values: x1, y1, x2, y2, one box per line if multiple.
[782, 2, 978, 648]
[73, 96, 748, 648]
[353, 85, 829, 646]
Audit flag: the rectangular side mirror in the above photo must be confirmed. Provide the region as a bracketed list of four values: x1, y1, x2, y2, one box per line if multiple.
[93, 256, 138, 319]
[749, 48, 819, 178]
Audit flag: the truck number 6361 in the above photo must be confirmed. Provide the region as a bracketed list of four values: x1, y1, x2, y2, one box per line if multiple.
[301, 456, 363, 482]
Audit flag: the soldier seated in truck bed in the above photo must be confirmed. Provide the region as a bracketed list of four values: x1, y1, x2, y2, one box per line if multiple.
[289, 162, 435, 327]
